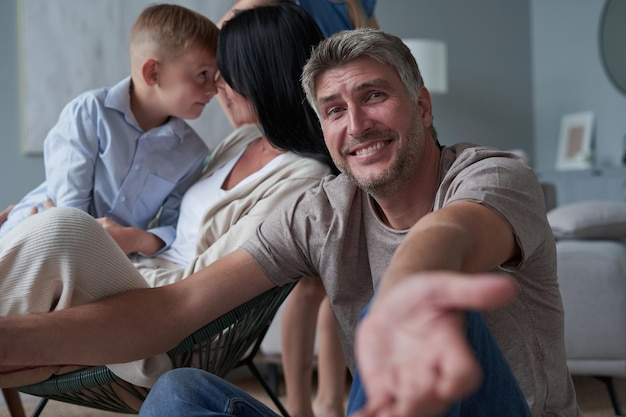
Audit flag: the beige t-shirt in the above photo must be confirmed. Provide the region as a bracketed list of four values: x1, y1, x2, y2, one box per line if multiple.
[242, 143, 579, 416]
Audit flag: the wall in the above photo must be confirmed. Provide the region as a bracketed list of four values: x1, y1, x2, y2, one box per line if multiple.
[531, 0, 626, 172]
[0, 0, 44, 210]
[376, 0, 533, 154]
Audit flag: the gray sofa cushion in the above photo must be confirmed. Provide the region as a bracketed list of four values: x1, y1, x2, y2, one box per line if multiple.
[547, 200, 626, 240]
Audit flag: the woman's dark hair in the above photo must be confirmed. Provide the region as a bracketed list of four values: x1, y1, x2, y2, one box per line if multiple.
[218, 3, 337, 172]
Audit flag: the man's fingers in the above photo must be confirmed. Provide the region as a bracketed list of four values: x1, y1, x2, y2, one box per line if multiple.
[438, 273, 517, 310]
[381, 273, 517, 316]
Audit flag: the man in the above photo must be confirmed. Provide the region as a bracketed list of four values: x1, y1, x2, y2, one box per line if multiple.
[0, 29, 578, 416]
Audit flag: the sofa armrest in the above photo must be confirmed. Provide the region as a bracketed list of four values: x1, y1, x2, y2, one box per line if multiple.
[557, 239, 626, 360]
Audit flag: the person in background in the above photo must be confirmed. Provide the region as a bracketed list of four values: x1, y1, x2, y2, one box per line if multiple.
[0, 4, 217, 260]
[218, 0, 377, 36]
[0, 25, 580, 417]
[0, 2, 333, 390]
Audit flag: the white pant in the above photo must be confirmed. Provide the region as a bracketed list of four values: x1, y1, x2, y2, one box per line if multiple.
[0, 207, 169, 388]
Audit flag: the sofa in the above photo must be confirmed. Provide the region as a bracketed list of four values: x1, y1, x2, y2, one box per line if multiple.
[546, 200, 626, 415]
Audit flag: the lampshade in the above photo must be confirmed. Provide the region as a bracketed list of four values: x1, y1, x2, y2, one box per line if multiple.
[402, 39, 448, 94]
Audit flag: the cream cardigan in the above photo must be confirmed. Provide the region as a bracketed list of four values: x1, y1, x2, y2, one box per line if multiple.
[136, 124, 333, 287]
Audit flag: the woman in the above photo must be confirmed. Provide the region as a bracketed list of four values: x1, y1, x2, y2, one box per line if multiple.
[0, 2, 332, 388]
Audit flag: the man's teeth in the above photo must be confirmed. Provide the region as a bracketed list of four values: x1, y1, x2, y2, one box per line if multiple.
[355, 142, 385, 156]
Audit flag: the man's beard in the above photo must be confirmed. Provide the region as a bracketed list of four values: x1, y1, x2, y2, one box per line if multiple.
[336, 119, 423, 197]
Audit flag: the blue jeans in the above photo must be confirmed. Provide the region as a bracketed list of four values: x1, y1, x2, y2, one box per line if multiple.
[140, 310, 531, 417]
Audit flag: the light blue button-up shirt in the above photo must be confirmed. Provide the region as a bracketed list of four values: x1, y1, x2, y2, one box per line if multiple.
[0, 77, 209, 254]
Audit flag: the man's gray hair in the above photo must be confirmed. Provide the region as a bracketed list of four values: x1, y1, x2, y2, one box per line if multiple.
[301, 28, 423, 109]
[301, 28, 438, 142]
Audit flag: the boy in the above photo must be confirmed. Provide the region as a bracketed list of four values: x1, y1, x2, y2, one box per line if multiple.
[0, 4, 218, 257]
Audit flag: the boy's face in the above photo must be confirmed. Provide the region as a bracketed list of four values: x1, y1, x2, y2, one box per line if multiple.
[156, 47, 218, 120]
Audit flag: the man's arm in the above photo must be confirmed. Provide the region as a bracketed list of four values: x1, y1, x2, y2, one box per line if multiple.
[378, 200, 517, 298]
[355, 200, 519, 417]
[0, 249, 275, 367]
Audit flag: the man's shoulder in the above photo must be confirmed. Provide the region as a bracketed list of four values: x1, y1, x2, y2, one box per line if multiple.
[295, 174, 360, 211]
[442, 143, 530, 174]
[318, 173, 358, 195]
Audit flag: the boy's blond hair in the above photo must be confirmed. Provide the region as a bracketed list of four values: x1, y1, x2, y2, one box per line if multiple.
[129, 3, 218, 63]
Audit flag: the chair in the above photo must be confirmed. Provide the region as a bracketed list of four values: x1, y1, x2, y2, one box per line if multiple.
[15, 283, 295, 416]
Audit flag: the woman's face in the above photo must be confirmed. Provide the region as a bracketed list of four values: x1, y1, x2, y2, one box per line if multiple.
[215, 72, 258, 128]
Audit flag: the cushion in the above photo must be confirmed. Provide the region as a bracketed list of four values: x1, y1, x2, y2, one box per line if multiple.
[547, 201, 626, 240]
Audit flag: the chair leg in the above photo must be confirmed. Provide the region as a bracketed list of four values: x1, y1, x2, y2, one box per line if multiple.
[265, 363, 280, 395]
[596, 376, 624, 416]
[246, 360, 290, 417]
[2, 388, 26, 417]
[30, 398, 49, 417]
[235, 324, 290, 417]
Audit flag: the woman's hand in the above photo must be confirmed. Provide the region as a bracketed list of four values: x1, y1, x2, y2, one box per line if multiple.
[96, 217, 165, 256]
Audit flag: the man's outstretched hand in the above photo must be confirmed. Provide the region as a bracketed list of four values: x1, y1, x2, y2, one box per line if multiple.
[353, 273, 516, 417]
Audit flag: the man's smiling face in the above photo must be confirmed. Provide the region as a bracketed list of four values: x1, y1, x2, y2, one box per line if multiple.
[315, 57, 429, 196]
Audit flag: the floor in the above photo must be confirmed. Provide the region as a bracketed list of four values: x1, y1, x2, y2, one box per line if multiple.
[1, 374, 625, 417]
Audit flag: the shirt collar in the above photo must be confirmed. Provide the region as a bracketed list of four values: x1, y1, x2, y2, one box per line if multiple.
[104, 76, 186, 143]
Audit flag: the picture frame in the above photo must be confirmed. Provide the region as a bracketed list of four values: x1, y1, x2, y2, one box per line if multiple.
[555, 111, 595, 170]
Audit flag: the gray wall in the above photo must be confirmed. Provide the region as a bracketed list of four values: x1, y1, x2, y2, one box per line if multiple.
[531, 0, 626, 171]
[376, 0, 533, 154]
[1, 0, 624, 210]
[0, 0, 45, 210]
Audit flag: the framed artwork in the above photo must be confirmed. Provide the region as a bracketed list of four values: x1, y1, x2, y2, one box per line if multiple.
[555, 111, 595, 170]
